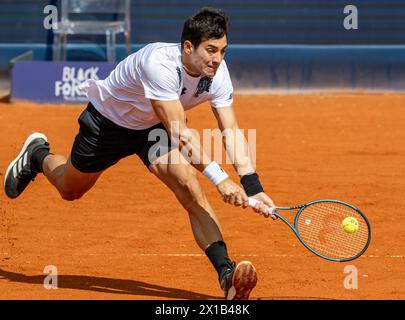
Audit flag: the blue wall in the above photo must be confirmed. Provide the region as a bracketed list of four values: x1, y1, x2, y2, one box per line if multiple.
[1, 0, 405, 91]
[1, 0, 405, 45]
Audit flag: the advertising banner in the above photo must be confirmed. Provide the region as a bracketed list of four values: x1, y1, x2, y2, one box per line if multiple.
[12, 61, 116, 103]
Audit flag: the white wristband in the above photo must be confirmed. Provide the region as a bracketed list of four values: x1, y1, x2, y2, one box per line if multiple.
[202, 161, 229, 186]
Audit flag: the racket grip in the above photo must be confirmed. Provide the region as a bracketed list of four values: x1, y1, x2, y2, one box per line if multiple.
[248, 198, 275, 214]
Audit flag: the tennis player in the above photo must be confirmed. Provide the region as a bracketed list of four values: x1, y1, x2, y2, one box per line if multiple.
[4, 7, 276, 300]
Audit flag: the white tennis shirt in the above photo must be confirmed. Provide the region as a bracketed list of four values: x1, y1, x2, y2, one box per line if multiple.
[81, 42, 234, 130]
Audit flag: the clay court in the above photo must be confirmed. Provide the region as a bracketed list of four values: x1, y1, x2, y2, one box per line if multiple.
[0, 93, 404, 300]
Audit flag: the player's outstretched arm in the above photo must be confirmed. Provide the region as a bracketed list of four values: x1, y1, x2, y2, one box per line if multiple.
[211, 106, 277, 219]
[150, 99, 248, 207]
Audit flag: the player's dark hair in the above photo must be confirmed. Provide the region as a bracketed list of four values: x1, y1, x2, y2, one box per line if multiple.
[181, 7, 229, 50]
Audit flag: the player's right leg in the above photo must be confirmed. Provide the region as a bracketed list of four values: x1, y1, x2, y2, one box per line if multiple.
[42, 154, 102, 201]
[3, 132, 102, 200]
[3, 102, 128, 201]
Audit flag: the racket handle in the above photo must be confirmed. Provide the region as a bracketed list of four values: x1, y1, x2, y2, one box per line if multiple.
[248, 198, 275, 214]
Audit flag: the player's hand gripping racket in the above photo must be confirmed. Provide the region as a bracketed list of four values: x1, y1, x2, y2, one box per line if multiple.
[248, 198, 371, 262]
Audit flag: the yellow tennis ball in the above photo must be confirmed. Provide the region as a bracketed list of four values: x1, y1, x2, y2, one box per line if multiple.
[342, 217, 359, 234]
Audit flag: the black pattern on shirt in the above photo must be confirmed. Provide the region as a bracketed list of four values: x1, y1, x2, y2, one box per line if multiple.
[194, 76, 213, 97]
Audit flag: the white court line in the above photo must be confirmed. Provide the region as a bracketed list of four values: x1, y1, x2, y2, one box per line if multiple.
[87, 253, 258, 257]
[1, 252, 404, 258]
[86, 253, 404, 259]
[366, 255, 404, 259]
[135, 254, 405, 259]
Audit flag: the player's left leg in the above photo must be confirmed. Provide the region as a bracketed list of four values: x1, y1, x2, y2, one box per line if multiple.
[148, 148, 257, 299]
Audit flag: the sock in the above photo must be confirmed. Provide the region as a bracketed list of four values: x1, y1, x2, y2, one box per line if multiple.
[31, 145, 51, 173]
[205, 241, 235, 282]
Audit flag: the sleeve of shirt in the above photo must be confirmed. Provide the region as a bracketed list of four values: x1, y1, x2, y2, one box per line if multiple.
[141, 57, 180, 101]
[210, 60, 234, 108]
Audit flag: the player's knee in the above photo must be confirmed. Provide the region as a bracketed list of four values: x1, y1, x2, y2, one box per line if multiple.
[175, 174, 206, 208]
[60, 189, 85, 201]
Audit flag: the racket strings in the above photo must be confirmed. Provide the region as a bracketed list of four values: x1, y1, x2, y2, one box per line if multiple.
[296, 202, 370, 259]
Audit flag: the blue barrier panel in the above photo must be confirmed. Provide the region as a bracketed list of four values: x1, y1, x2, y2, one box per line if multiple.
[10, 44, 405, 103]
[11, 61, 116, 103]
[226, 45, 405, 91]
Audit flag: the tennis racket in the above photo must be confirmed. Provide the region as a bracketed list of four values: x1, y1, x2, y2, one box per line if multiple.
[248, 198, 371, 262]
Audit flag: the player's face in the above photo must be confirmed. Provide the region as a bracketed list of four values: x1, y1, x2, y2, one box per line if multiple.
[184, 36, 228, 77]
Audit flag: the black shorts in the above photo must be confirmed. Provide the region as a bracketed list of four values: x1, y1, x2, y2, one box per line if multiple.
[70, 102, 174, 173]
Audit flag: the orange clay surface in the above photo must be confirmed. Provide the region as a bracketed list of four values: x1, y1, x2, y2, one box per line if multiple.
[0, 94, 404, 300]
